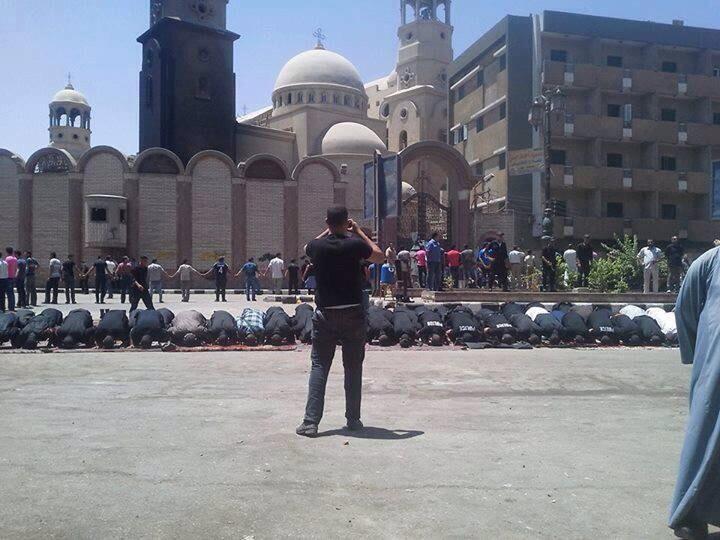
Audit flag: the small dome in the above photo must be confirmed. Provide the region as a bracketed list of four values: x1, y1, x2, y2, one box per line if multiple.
[322, 122, 387, 155]
[52, 83, 89, 107]
[275, 47, 365, 93]
[401, 182, 417, 200]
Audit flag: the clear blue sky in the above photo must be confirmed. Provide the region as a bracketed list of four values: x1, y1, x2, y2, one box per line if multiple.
[0, 0, 717, 159]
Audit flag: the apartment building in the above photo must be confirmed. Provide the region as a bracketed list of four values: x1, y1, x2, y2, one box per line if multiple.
[449, 11, 720, 246]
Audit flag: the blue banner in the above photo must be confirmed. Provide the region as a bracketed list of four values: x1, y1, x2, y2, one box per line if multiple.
[378, 154, 402, 218]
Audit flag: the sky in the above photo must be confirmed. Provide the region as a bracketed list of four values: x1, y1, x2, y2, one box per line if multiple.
[0, 0, 717, 159]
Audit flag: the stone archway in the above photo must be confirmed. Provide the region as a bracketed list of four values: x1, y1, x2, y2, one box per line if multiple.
[397, 141, 475, 248]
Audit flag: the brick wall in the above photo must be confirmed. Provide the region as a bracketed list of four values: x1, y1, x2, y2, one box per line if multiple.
[191, 158, 232, 270]
[138, 175, 177, 269]
[0, 158, 20, 249]
[32, 175, 70, 275]
[297, 163, 335, 251]
[245, 180, 284, 262]
[83, 152, 126, 196]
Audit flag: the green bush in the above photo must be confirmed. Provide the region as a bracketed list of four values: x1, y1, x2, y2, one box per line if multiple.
[587, 235, 640, 293]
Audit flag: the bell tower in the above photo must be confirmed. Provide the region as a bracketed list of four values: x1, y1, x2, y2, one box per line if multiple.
[397, 0, 453, 89]
[138, 0, 239, 163]
[384, 0, 453, 151]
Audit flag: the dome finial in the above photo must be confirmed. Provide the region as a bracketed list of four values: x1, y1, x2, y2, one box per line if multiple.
[313, 27, 326, 49]
[66, 72, 74, 90]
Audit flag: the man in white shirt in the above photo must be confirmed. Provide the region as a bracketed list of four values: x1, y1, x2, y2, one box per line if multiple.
[0, 257, 7, 312]
[170, 259, 199, 302]
[507, 246, 526, 290]
[105, 256, 117, 299]
[45, 252, 62, 304]
[147, 259, 165, 303]
[563, 246, 578, 287]
[267, 253, 285, 294]
[637, 239, 663, 293]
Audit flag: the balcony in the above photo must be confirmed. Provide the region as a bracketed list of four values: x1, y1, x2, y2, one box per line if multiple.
[551, 114, 622, 140]
[543, 61, 720, 98]
[550, 166, 709, 194]
[568, 217, 705, 242]
[686, 123, 720, 146]
[631, 119, 678, 145]
[687, 74, 720, 99]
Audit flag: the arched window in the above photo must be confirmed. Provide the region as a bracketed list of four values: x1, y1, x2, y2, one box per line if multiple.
[308, 92, 315, 103]
[320, 92, 327, 103]
[278, 95, 283, 107]
[297, 92, 303, 104]
[333, 94, 340, 104]
[399, 130, 408, 150]
[287, 92, 292, 105]
[343, 95, 350, 106]
[355, 97, 360, 109]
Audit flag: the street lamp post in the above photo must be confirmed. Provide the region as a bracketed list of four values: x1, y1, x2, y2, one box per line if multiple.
[529, 87, 566, 239]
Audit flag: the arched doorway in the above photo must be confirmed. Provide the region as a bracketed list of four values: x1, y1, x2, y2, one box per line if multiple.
[396, 141, 475, 248]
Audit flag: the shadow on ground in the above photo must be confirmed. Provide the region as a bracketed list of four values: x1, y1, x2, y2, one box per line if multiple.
[317, 427, 424, 440]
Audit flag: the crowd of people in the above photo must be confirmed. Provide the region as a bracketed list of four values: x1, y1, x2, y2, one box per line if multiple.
[0, 233, 692, 313]
[0, 247, 323, 313]
[366, 233, 692, 297]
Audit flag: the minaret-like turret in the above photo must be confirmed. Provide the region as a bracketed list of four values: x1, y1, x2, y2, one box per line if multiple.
[48, 76, 92, 159]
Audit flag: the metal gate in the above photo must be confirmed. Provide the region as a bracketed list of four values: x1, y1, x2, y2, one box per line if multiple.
[398, 192, 451, 249]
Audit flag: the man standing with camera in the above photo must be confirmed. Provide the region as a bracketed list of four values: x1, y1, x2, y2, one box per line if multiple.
[296, 206, 384, 437]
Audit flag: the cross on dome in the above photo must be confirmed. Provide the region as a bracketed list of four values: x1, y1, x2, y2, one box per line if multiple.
[313, 28, 326, 49]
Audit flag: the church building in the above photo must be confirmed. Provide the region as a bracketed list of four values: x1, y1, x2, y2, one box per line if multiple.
[0, 0, 474, 283]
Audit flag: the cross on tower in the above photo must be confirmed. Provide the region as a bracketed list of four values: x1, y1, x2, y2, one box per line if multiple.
[313, 28, 326, 49]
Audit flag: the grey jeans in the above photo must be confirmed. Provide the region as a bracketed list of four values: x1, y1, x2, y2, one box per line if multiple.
[303, 306, 367, 425]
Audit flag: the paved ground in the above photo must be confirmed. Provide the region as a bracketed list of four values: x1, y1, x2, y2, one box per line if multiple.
[0, 347, 712, 539]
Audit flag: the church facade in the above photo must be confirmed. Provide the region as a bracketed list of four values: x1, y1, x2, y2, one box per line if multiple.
[0, 0, 474, 283]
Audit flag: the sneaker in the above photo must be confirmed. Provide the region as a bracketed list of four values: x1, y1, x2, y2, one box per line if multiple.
[295, 422, 318, 437]
[673, 524, 708, 540]
[345, 419, 364, 431]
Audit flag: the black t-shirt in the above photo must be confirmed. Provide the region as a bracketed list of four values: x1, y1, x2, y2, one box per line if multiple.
[665, 243, 684, 267]
[542, 247, 560, 268]
[305, 234, 372, 308]
[93, 261, 107, 279]
[576, 243, 593, 265]
[287, 263, 299, 280]
[132, 266, 149, 288]
[62, 260, 75, 279]
[212, 262, 229, 280]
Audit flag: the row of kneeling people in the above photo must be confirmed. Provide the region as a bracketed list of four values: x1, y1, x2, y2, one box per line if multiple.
[0, 305, 316, 350]
[0, 302, 677, 351]
[366, 302, 677, 348]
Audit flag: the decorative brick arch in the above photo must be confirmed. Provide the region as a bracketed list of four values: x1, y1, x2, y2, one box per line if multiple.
[242, 154, 290, 180]
[0, 149, 26, 173]
[291, 156, 341, 184]
[186, 150, 238, 177]
[76, 146, 130, 173]
[133, 147, 184, 175]
[25, 148, 77, 174]
[398, 141, 475, 246]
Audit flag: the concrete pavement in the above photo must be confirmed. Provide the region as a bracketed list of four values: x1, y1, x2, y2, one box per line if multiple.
[0, 347, 708, 539]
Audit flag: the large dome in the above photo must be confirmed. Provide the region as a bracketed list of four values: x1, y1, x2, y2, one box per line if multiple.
[322, 122, 387, 155]
[51, 83, 89, 107]
[274, 47, 365, 93]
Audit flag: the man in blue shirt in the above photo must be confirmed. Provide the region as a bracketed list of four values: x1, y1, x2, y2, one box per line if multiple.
[237, 258, 260, 301]
[425, 232, 443, 291]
